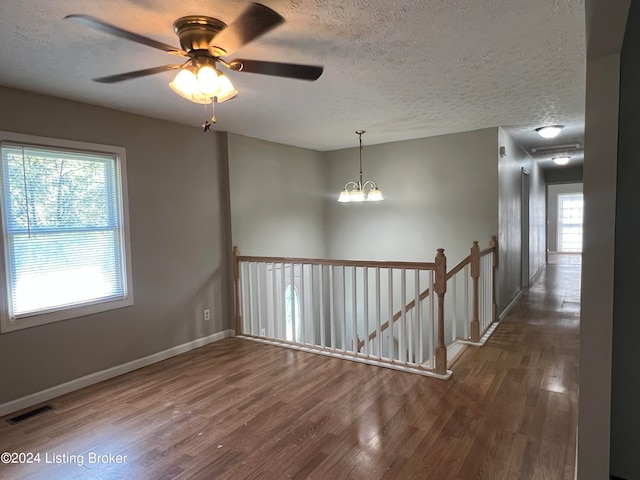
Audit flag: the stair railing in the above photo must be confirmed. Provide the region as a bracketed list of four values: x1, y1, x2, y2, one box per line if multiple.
[358, 237, 498, 354]
[233, 248, 450, 377]
[232, 238, 497, 378]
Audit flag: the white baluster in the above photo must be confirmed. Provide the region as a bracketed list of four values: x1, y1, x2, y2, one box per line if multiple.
[399, 269, 406, 363]
[376, 267, 381, 359]
[415, 269, 421, 365]
[388, 268, 393, 361]
[319, 265, 325, 349]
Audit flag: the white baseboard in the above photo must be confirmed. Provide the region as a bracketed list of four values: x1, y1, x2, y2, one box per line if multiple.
[237, 335, 452, 380]
[0, 329, 235, 417]
[499, 290, 523, 321]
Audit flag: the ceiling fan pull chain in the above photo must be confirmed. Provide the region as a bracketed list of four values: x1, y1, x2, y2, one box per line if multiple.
[201, 99, 217, 132]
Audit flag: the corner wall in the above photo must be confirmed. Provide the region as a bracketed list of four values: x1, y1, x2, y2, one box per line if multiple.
[324, 128, 499, 266]
[579, 0, 630, 478]
[227, 133, 327, 258]
[611, 1, 640, 477]
[0, 86, 233, 405]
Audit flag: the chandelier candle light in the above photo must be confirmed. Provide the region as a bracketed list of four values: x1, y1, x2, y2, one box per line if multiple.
[338, 130, 383, 203]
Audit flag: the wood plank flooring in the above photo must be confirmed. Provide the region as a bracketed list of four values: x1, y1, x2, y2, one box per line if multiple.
[0, 263, 580, 479]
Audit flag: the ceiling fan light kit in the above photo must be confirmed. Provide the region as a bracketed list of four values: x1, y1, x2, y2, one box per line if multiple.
[65, 2, 323, 109]
[168, 60, 238, 104]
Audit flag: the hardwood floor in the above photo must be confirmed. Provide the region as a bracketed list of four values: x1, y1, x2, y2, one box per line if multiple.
[0, 264, 579, 479]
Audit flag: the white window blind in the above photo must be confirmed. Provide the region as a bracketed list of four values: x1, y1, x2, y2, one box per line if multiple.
[0, 141, 130, 323]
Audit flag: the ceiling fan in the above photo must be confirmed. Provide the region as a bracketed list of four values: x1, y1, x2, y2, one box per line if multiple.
[65, 2, 323, 104]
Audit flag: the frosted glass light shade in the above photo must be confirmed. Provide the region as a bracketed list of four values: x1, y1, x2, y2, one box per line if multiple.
[350, 189, 365, 202]
[536, 125, 564, 139]
[170, 66, 238, 104]
[169, 69, 214, 104]
[366, 187, 384, 202]
[216, 74, 238, 103]
[338, 189, 351, 202]
[170, 69, 198, 96]
[552, 156, 570, 165]
[197, 66, 220, 96]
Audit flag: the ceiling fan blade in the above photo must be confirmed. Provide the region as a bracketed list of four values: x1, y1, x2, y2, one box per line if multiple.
[229, 59, 323, 81]
[93, 65, 183, 84]
[209, 3, 284, 56]
[65, 14, 186, 56]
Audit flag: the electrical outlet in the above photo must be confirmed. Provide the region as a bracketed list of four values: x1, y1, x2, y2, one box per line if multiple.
[204, 309, 211, 321]
[260, 328, 266, 336]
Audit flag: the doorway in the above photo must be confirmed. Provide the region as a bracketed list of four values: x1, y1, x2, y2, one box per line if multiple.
[546, 183, 584, 261]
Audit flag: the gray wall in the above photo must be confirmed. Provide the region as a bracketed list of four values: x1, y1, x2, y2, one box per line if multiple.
[0, 86, 233, 404]
[547, 183, 583, 253]
[528, 152, 546, 282]
[497, 128, 546, 312]
[545, 166, 583, 184]
[227, 133, 327, 258]
[229, 126, 535, 319]
[611, 2, 640, 477]
[325, 128, 499, 266]
[579, 0, 630, 477]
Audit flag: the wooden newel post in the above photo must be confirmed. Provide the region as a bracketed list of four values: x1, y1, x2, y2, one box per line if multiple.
[470, 241, 480, 342]
[489, 236, 498, 323]
[434, 248, 447, 375]
[233, 246, 243, 335]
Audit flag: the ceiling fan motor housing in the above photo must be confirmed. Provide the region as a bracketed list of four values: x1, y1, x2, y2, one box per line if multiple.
[173, 16, 227, 56]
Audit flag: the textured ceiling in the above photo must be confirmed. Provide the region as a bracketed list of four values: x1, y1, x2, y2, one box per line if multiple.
[0, 0, 585, 167]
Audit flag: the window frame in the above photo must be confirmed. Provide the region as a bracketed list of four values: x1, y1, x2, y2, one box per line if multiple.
[0, 131, 134, 333]
[557, 193, 584, 253]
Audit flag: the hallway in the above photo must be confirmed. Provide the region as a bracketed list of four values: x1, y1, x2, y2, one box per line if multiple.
[452, 257, 581, 478]
[0, 261, 580, 479]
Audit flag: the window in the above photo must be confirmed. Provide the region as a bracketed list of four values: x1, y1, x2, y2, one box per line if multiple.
[0, 132, 133, 332]
[558, 193, 583, 253]
[284, 283, 301, 342]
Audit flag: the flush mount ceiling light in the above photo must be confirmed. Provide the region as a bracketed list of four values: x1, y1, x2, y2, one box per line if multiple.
[338, 131, 383, 203]
[552, 156, 571, 165]
[536, 125, 564, 139]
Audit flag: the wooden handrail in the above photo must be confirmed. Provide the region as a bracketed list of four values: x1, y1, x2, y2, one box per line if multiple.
[236, 237, 497, 364]
[358, 238, 495, 351]
[358, 254, 473, 351]
[446, 255, 471, 280]
[237, 254, 436, 271]
[479, 246, 495, 256]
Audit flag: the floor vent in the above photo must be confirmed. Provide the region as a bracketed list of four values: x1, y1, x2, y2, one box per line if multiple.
[6, 404, 54, 425]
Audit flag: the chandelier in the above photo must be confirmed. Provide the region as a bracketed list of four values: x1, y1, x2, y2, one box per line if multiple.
[337, 130, 383, 202]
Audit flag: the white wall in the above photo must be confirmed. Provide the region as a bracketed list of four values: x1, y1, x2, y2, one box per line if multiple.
[579, 0, 630, 477]
[227, 133, 327, 258]
[325, 128, 499, 266]
[547, 183, 583, 253]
